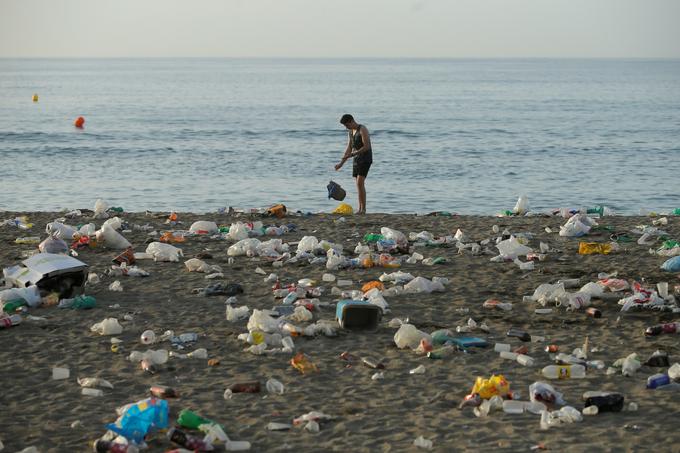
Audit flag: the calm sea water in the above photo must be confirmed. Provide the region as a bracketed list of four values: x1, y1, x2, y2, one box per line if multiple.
[1, 58, 679, 214]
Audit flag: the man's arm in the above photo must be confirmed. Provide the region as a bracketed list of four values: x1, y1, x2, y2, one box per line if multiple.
[335, 134, 353, 170]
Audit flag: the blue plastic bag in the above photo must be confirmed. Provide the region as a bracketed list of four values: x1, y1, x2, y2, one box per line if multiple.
[661, 256, 680, 272]
[106, 398, 169, 444]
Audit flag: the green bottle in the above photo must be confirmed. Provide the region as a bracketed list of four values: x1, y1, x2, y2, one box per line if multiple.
[673, 208, 680, 216]
[663, 240, 679, 250]
[586, 206, 604, 216]
[110, 207, 124, 213]
[2, 299, 27, 313]
[363, 233, 384, 243]
[177, 409, 219, 430]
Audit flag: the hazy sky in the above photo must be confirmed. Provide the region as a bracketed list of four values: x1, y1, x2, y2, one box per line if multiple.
[1, 0, 679, 58]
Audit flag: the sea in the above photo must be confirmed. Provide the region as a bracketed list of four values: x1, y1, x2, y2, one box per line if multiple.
[1, 58, 679, 215]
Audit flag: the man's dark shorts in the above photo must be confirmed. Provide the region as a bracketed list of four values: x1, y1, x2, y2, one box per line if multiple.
[353, 161, 371, 178]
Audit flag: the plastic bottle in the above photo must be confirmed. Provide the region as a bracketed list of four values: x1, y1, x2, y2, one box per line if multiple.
[150, 385, 179, 398]
[177, 409, 218, 430]
[187, 348, 208, 359]
[502, 400, 525, 414]
[517, 354, 535, 367]
[229, 381, 261, 393]
[645, 322, 679, 336]
[427, 346, 455, 359]
[167, 427, 213, 451]
[494, 343, 511, 352]
[15, 236, 41, 244]
[506, 327, 531, 342]
[541, 364, 586, 379]
[0, 314, 22, 328]
[646, 373, 671, 389]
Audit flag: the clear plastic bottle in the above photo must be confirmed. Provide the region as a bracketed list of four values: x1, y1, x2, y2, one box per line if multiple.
[541, 364, 586, 379]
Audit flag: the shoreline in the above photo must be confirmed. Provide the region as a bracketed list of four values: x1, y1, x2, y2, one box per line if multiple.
[1, 210, 678, 452]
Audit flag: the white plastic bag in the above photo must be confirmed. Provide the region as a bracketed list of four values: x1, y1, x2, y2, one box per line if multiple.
[297, 236, 319, 254]
[93, 199, 109, 218]
[90, 318, 123, 335]
[227, 238, 261, 257]
[46, 222, 78, 240]
[145, 242, 183, 262]
[404, 276, 444, 294]
[496, 237, 532, 259]
[380, 227, 407, 248]
[96, 223, 131, 249]
[326, 249, 346, 270]
[394, 323, 431, 349]
[185, 258, 220, 273]
[513, 195, 529, 215]
[189, 220, 218, 234]
[0, 285, 42, 307]
[228, 222, 250, 241]
[39, 236, 69, 254]
[247, 309, 280, 333]
[102, 216, 122, 230]
[226, 305, 250, 322]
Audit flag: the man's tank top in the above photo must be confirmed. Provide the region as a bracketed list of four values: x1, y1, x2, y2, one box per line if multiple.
[351, 125, 373, 165]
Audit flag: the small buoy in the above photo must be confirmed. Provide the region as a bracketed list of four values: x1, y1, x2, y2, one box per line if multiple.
[74, 116, 85, 128]
[32, 94, 39, 102]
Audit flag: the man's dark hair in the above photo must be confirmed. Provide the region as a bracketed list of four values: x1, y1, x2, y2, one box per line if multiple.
[340, 114, 354, 125]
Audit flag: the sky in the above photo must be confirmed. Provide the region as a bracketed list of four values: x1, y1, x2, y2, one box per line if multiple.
[1, 0, 679, 58]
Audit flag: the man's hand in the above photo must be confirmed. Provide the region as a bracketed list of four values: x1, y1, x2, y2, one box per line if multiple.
[334, 162, 343, 171]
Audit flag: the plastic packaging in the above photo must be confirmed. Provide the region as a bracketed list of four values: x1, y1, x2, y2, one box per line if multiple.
[661, 256, 680, 272]
[578, 242, 613, 255]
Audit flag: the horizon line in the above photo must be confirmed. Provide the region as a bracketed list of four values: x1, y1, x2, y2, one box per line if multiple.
[2, 55, 680, 60]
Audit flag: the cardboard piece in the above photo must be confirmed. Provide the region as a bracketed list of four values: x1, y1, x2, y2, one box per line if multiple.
[4, 253, 88, 298]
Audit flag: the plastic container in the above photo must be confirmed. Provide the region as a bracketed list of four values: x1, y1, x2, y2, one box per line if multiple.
[336, 300, 382, 330]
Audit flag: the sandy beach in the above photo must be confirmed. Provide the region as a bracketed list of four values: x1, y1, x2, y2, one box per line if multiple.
[1, 209, 679, 452]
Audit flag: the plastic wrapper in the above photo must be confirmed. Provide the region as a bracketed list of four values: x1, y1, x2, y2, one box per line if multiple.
[471, 374, 511, 399]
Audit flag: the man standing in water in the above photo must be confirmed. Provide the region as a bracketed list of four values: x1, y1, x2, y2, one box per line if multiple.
[335, 114, 373, 214]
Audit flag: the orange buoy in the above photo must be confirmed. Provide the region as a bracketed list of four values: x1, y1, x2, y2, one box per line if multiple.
[32, 94, 39, 102]
[74, 116, 85, 128]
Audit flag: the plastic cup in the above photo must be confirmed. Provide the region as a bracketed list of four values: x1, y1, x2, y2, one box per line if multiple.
[140, 330, 156, 345]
